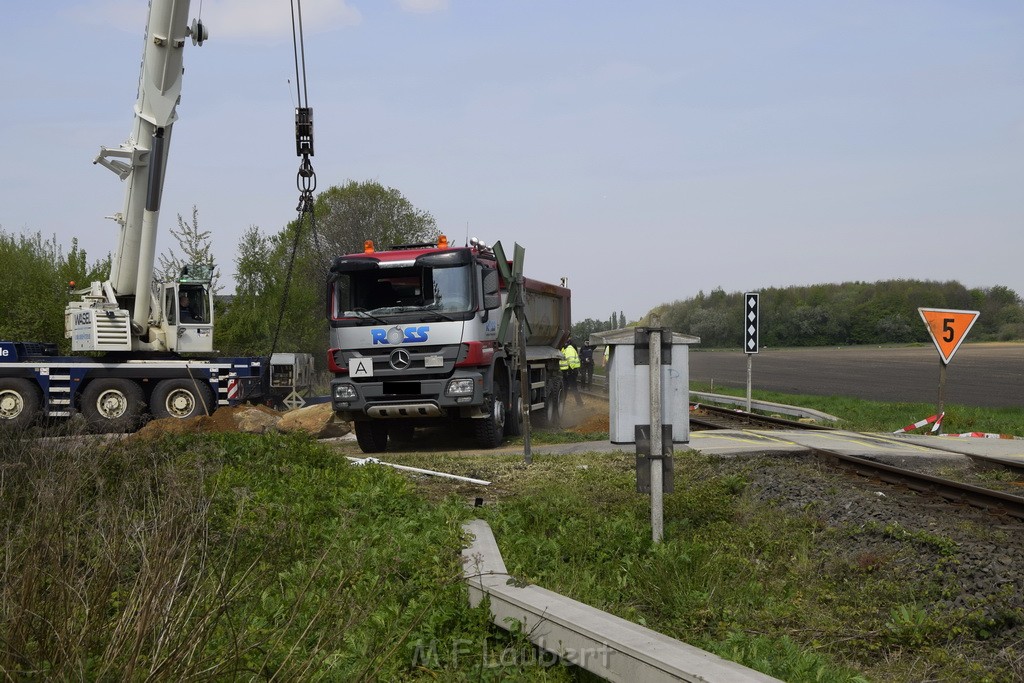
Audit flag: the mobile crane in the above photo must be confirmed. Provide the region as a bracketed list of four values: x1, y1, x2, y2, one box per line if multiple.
[0, 0, 312, 432]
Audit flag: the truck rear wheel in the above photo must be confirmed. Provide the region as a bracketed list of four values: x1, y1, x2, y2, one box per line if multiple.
[554, 387, 567, 425]
[81, 379, 144, 433]
[543, 385, 566, 427]
[151, 378, 214, 420]
[355, 422, 389, 453]
[505, 382, 523, 437]
[0, 378, 42, 430]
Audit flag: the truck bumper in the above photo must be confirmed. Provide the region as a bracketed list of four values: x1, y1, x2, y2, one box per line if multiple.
[331, 369, 487, 421]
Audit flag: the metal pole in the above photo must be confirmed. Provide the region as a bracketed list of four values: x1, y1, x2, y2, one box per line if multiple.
[519, 312, 532, 464]
[938, 360, 947, 416]
[746, 354, 753, 412]
[649, 327, 664, 544]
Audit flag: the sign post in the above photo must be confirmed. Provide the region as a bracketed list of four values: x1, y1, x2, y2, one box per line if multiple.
[744, 293, 759, 411]
[918, 308, 980, 415]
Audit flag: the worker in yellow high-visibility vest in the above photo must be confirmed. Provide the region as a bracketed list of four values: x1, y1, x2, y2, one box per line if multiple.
[559, 339, 584, 407]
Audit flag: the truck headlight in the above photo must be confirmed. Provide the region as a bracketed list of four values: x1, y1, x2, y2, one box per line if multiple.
[445, 378, 475, 397]
[334, 384, 358, 400]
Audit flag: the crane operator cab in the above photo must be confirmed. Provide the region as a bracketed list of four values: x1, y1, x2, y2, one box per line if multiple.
[176, 289, 207, 324]
[162, 264, 214, 353]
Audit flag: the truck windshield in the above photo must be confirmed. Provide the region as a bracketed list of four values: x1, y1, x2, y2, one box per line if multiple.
[332, 264, 473, 319]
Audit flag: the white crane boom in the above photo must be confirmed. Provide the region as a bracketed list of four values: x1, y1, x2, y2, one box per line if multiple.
[76, 0, 208, 352]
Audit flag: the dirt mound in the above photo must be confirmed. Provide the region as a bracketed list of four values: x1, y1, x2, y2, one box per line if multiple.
[278, 402, 352, 438]
[133, 402, 351, 440]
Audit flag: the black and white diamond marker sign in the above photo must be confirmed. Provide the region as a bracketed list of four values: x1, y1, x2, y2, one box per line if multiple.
[744, 292, 759, 354]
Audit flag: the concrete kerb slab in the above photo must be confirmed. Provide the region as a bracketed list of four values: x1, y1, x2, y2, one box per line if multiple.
[690, 391, 840, 423]
[462, 519, 782, 683]
[502, 429, 990, 463]
[892, 433, 1024, 463]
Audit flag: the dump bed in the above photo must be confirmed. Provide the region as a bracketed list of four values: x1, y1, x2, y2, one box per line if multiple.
[522, 277, 571, 349]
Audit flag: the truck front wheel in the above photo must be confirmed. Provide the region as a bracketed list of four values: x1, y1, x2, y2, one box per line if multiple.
[0, 378, 42, 430]
[477, 369, 513, 448]
[81, 379, 144, 433]
[355, 422, 389, 453]
[151, 379, 214, 420]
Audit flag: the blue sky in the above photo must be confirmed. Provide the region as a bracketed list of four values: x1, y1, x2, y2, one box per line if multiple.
[2, 1, 1022, 323]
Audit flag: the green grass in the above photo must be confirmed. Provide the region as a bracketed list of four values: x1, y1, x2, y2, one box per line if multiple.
[386, 446, 1022, 682]
[4, 384, 1023, 681]
[690, 381, 1024, 436]
[0, 430, 568, 681]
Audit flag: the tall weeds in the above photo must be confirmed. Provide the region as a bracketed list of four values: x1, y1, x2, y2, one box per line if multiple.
[0, 430, 490, 680]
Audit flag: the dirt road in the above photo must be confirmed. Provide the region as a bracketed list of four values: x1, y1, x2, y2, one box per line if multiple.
[688, 342, 1024, 409]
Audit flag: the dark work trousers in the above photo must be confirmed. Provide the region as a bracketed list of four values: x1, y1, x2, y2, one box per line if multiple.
[565, 369, 584, 406]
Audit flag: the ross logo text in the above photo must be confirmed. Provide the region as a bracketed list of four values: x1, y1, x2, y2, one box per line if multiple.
[371, 326, 430, 345]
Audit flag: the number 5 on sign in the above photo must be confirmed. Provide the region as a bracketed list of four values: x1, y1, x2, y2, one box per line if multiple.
[918, 308, 980, 365]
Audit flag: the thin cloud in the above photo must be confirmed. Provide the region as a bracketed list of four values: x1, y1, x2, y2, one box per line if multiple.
[63, 1, 147, 33]
[67, 0, 360, 41]
[397, 0, 449, 14]
[200, 0, 361, 40]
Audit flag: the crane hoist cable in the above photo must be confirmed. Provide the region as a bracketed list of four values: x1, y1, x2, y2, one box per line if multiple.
[269, 0, 322, 359]
[292, 0, 316, 214]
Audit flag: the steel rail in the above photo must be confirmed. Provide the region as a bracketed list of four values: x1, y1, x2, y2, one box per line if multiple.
[682, 403, 1024, 519]
[690, 403, 834, 431]
[808, 447, 1024, 520]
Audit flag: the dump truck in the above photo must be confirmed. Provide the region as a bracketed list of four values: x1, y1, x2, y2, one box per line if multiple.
[327, 236, 571, 452]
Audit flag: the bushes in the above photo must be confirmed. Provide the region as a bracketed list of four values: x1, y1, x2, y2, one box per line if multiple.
[0, 230, 107, 353]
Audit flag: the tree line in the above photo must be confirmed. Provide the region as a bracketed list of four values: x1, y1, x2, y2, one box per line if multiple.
[2, 179, 628, 365]
[644, 281, 1024, 348]
[571, 311, 628, 344]
[0, 232, 109, 350]
[0, 180, 437, 366]
[5, 186, 1023, 358]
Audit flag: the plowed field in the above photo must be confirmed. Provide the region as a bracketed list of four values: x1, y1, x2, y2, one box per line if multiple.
[688, 342, 1024, 408]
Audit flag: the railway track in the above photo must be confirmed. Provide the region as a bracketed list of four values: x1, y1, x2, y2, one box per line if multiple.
[582, 387, 1024, 520]
[701, 406, 1024, 520]
[689, 403, 832, 431]
[807, 446, 1024, 520]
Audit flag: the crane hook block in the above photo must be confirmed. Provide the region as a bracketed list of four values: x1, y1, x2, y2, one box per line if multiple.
[295, 107, 314, 158]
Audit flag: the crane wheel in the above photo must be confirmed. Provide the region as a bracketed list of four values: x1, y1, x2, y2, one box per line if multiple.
[151, 379, 214, 420]
[81, 379, 145, 433]
[0, 378, 42, 430]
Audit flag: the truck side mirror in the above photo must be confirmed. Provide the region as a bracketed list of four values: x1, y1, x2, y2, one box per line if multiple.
[482, 268, 501, 310]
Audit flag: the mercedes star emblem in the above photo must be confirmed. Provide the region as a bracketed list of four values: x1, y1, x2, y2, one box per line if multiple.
[389, 348, 411, 370]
